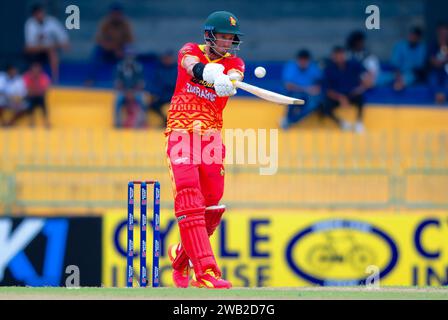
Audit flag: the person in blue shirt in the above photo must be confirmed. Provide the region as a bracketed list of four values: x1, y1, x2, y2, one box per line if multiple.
[390, 26, 427, 91]
[346, 30, 380, 87]
[428, 22, 448, 104]
[114, 46, 146, 128]
[280, 49, 322, 129]
[323, 46, 370, 133]
[146, 50, 176, 127]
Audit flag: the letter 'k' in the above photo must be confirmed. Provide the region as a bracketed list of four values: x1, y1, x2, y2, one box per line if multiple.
[0, 219, 45, 280]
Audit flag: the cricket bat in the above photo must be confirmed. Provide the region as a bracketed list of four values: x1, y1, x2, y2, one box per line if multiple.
[233, 81, 305, 105]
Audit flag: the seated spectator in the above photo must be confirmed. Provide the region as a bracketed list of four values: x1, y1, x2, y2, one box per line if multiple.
[86, 3, 134, 86]
[121, 90, 146, 128]
[0, 65, 27, 126]
[0, 72, 7, 125]
[280, 49, 322, 129]
[146, 50, 177, 127]
[346, 30, 379, 87]
[24, 3, 70, 83]
[0, 71, 8, 125]
[114, 46, 146, 128]
[389, 26, 427, 91]
[8, 62, 51, 127]
[428, 22, 448, 104]
[322, 46, 371, 133]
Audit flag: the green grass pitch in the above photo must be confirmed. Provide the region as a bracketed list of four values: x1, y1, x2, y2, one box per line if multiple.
[0, 286, 447, 300]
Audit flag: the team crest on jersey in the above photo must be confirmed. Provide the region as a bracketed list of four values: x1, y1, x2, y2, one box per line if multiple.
[230, 16, 237, 26]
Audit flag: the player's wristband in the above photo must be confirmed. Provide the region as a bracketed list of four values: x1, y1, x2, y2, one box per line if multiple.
[192, 63, 205, 80]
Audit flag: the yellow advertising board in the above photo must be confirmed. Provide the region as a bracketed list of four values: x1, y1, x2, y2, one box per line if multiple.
[103, 210, 448, 287]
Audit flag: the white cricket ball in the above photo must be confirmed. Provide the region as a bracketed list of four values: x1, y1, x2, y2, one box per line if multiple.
[254, 66, 266, 78]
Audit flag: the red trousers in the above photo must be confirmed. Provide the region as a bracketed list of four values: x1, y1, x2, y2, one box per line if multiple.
[166, 131, 225, 207]
[165, 130, 225, 276]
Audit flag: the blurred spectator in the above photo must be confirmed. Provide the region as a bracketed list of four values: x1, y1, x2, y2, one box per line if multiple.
[0, 72, 7, 125]
[389, 26, 427, 91]
[86, 3, 134, 85]
[322, 46, 370, 133]
[428, 22, 448, 104]
[24, 3, 70, 83]
[114, 46, 146, 128]
[146, 50, 177, 127]
[346, 30, 379, 87]
[280, 49, 322, 129]
[0, 65, 27, 126]
[8, 62, 51, 127]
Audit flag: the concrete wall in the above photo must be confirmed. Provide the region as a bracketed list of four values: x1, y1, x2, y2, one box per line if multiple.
[22, 0, 426, 61]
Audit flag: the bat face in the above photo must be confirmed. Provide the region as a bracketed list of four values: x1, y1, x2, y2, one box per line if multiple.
[234, 81, 305, 105]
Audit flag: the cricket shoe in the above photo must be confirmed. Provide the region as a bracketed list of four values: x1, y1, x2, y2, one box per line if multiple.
[191, 269, 232, 289]
[168, 244, 190, 288]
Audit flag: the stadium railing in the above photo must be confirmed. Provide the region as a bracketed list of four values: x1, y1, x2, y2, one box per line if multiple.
[0, 129, 446, 214]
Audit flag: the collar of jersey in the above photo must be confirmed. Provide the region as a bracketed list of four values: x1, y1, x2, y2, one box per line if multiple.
[198, 44, 231, 63]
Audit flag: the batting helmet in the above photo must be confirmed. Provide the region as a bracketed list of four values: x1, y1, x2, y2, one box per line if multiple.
[203, 11, 243, 55]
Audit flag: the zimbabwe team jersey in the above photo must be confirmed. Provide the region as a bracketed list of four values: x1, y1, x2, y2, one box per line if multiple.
[165, 42, 245, 135]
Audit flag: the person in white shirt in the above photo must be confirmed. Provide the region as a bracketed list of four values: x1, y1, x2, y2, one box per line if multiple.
[0, 65, 27, 126]
[24, 4, 69, 83]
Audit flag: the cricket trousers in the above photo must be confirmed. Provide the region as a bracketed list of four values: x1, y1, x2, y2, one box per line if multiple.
[165, 130, 225, 276]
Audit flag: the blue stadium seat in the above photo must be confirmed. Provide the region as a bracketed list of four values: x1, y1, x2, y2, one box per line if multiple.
[57, 61, 438, 105]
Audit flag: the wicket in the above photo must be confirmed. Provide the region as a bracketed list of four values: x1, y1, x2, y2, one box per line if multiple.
[127, 180, 161, 288]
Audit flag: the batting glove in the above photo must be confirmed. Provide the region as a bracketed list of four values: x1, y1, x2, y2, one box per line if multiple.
[203, 63, 225, 84]
[214, 74, 237, 97]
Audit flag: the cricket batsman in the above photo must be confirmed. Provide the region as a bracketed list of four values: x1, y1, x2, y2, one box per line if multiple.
[165, 11, 245, 289]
